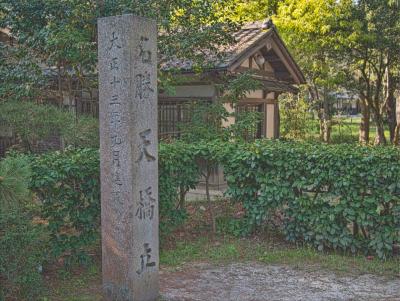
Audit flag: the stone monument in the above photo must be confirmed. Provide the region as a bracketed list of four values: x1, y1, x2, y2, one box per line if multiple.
[98, 14, 158, 301]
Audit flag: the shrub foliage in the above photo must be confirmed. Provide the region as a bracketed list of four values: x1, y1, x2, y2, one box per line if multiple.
[29, 146, 201, 262]
[30, 148, 100, 264]
[223, 141, 400, 258]
[27, 140, 400, 261]
[0, 101, 99, 152]
[0, 156, 46, 300]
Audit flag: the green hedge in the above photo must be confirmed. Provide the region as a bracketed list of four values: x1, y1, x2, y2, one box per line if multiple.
[28, 140, 400, 260]
[223, 140, 400, 258]
[30, 148, 100, 264]
[159, 142, 199, 230]
[29, 145, 200, 263]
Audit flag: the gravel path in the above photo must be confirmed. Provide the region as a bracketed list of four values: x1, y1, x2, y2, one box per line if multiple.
[160, 262, 400, 301]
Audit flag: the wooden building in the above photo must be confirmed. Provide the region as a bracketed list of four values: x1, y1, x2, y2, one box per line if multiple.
[158, 19, 305, 190]
[158, 19, 305, 140]
[37, 19, 305, 141]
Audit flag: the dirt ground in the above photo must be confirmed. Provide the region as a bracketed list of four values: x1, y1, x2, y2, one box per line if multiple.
[160, 262, 400, 301]
[44, 201, 399, 301]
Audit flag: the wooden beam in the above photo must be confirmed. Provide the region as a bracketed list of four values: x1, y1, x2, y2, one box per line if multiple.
[235, 66, 275, 78]
[265, 57, 282, 63]
[158, 96, 212, 102]
[275, 71, 291, 77]
[228, 30, 274, 72]
[270, 34, 305, 84]
[274, 102, 280, 139]
[240, 98, 277, 104]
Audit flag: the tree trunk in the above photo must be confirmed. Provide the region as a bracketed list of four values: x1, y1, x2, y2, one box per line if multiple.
[319, 117, 324, 141]
[373, 111, 387, 145]
[371, 56, 387, 145]
[386, 70, 396, 143]
[387, 95, 396, 143]
[178, 186, 187, 210]
[320, 87, 331, 143]
[204, 164, 216, 234]
[393, 97, 400, 145]
[393, 125, 400, 145]
[322, 119, 331, 143]
[57, 65, 63, 108]
[359, 97, 370, 144]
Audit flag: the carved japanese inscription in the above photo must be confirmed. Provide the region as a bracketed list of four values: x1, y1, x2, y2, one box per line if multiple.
[136, 129, 156, 162]
[136, 187, 156, 220]
[98, 14, 158, 301]
[137, 243, 156, 275]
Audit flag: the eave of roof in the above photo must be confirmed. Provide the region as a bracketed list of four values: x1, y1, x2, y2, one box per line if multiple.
[269, 27, 306, 84]
[261, 78, 299, 94]
[161, 20, 306, 86]
[160, 20, 273, 72]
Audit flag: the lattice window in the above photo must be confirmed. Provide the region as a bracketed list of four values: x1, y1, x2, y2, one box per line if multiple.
[158, 100, 194, 140]
[236, 103, 265, 140]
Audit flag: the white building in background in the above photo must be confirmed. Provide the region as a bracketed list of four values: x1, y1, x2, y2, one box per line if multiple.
[332, 91, 360, 116]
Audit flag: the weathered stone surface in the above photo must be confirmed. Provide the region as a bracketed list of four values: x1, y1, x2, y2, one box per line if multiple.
[98, 14, 158, 301]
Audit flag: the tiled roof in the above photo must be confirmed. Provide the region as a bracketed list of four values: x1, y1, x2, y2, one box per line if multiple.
[161, 20, 273, 71]
[261, 78, 299, 93]
[222, 20, 273, 66]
